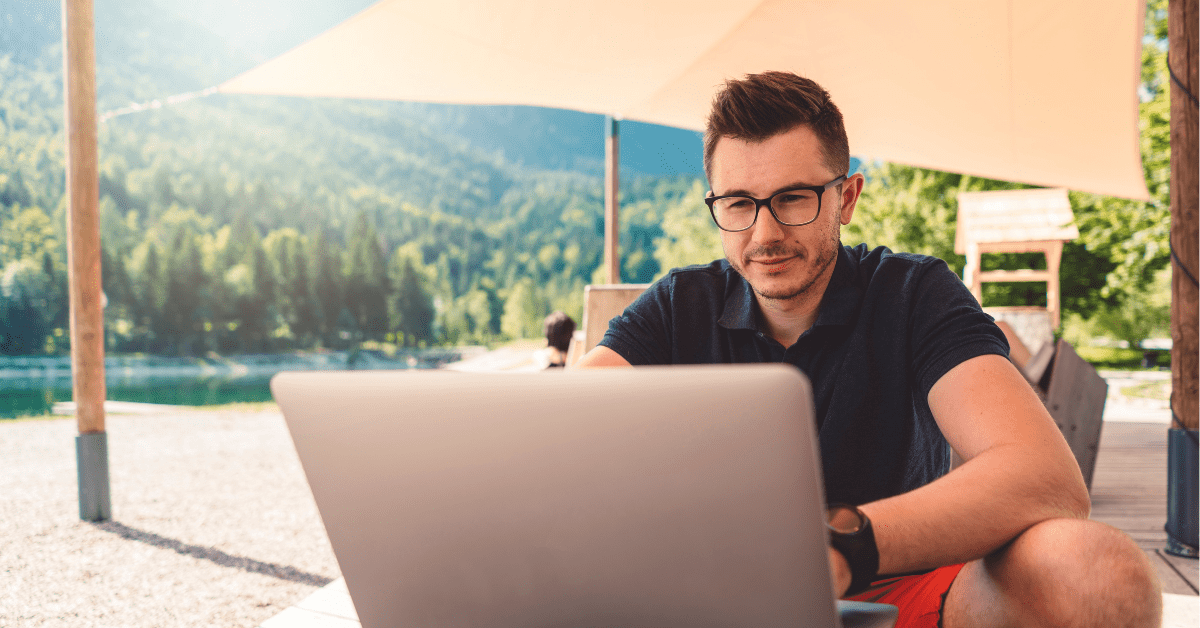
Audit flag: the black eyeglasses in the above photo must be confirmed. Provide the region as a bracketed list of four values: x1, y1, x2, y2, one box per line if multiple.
[704, 175, 847, 232]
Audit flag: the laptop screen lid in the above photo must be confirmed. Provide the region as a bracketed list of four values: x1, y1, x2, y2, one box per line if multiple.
[273, 364, 839, 628]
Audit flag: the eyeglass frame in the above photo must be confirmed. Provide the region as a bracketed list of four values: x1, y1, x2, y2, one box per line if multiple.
[704, 174, 848, 232]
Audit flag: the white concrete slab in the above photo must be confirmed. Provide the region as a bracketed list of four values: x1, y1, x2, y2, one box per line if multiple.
[1104, 401, 1172, 424]
[1101, 370, 1172, 424]
[259, 606, 360, 628]
[259, 578, 359, 628]
[293, 578, 358, 621]
[1163, 592, 1199, 628]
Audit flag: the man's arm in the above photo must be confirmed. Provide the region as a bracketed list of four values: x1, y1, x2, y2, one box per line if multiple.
[578, 342, 1087, 599]
[852, 354, 1089, 585]
[571, 345, 633, 368]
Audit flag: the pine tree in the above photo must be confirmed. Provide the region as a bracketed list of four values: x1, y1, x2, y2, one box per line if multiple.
[0, 258, 49, 354]
[500, 278, 545, 340]
[312, 230, 344, 347]
[388, 251, 434, 347]
[139, 243, 167, 351]
[163, 229, 208, 355]
[239, 243, 277, 352]
[290, 241, 319, 343]
[100, 247, 136, 350]
[345, 212, 390, 341]
[40, 250, 68, 334]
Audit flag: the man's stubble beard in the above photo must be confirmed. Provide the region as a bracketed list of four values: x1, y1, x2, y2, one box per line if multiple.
[726, 210, 842, 304]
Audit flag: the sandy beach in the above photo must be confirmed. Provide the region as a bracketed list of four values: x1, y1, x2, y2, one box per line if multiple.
[0, 407, 339, 628]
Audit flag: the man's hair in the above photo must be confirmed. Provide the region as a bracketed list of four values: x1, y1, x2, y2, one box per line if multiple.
[543, 310, 576, 353]
[704, 71, 850, 183]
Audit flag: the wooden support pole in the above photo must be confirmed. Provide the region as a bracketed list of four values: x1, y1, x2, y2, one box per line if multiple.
[1165, 0, 1199, 558]
[1169, 0, 1198, 430]
[603, 116, 620, 285]
[63, 0, 110, 521]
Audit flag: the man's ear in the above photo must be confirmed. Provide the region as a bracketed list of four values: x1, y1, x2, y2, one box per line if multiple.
[839, 173, 865, 225]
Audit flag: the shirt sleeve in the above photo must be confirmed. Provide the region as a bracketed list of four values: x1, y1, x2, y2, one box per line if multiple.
[596, 277, 674, 365]
[909, 259, 1010, 396]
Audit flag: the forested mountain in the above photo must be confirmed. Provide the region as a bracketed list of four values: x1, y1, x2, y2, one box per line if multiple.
[0, 0, 1174, 356]
[0, 0, 711, 355]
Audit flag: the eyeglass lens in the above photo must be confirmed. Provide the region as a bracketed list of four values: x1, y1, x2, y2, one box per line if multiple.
[711, 189, 820, 231]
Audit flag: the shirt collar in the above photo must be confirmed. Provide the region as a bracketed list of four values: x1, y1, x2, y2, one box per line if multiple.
[718, 245, 864, 332]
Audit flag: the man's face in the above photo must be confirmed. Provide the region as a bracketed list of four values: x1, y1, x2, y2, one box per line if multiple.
[708, 125, 861, 305]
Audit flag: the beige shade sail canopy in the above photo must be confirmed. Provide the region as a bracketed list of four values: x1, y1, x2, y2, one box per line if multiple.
[219, 0, 1149, 201]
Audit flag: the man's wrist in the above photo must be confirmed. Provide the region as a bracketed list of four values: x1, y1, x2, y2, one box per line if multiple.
[826, 504, 880, 596]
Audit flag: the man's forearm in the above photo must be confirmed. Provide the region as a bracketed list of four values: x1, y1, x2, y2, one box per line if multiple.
[853, 354, 1091, 576]
[860, 441, 1089, 575]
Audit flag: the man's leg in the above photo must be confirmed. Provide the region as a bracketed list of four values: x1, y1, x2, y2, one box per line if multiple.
[942, 518, 1162, 628]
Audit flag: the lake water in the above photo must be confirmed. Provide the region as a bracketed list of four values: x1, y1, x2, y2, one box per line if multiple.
[0, 349, 474, 419]
[0, 375, 279, 418]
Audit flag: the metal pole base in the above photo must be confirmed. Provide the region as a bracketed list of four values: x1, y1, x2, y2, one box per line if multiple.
[1165, 428, 1198, 558]
[76, 431, 111, 521]
[1165, 536, 1198, 558]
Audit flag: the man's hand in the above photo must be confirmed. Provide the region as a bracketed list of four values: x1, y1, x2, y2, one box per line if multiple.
[571, 345, 633, 368]
[828, 547, 852, 599]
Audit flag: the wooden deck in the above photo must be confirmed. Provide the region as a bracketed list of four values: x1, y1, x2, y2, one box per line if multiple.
[262, 417, 1198, 627]
[1089, 420, 1198, 595]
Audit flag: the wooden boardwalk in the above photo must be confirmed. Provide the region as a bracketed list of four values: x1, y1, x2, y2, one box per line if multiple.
[1089, 420, 1198, 595]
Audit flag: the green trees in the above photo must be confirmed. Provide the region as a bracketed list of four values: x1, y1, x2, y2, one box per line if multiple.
[1, 13, 713, 355]
[0, 256, 52, 354]
[388, 250, 434, 347]
[311, 231, 346, 348]
[500, 278, 545, 340]
[267, 229, 319, 345]
[653, 180, 723, 272]
[162, 227, 207, 355]
[134, 242, 166, 350]
[0, 202, 66, 354]
[229, 242, 276, 352]
[0, 0, 1175, 357]
[345, 212, 390, 342]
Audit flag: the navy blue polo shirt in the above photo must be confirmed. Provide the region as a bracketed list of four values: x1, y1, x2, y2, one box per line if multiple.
[599, 243, 1009, 506]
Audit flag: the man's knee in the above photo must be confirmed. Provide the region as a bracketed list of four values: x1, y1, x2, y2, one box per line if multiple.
[986, 518, 1162, 628]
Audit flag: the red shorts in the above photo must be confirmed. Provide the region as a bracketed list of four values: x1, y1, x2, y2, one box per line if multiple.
[846, 563, 966, 628]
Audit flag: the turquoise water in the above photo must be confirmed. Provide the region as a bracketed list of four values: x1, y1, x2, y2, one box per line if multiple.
[0, 375, 278, 418]
[0, 349, 467, 419]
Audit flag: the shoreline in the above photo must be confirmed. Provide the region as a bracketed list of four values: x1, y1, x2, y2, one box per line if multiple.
[0, 348, 483, 385]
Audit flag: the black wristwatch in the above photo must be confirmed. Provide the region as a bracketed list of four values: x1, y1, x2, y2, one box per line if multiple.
[826, 503, 880, 596]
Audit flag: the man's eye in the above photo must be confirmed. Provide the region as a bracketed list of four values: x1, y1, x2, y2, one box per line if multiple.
[726, 198, 754, 210]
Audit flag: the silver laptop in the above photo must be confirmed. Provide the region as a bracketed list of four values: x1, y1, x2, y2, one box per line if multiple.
[272, 364, 896, 628]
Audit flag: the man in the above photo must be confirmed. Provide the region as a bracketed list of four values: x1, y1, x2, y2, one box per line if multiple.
[574, 72, 1161, 628]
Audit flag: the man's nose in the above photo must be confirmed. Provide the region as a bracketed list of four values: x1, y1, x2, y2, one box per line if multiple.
[750, 206, 786, 243]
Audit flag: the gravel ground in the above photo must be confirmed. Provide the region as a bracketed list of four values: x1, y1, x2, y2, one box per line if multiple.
[0, 407, 340, 628]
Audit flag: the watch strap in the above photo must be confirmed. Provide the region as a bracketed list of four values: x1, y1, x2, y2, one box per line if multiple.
[827, 504, 880, 596]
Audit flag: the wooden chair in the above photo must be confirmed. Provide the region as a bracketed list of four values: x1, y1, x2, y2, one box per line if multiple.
[564, 284, 650, 366]
[956, 188, 1079, 328]
[1040, 340, 1109, 490]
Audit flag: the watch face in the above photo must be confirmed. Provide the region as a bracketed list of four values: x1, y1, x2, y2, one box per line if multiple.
[827, 504, 864, 534]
